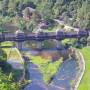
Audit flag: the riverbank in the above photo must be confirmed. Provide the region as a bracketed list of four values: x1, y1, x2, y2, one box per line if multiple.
[3, 47, 24, 69]
[78, 47, 90, 90]
[24, 50, 63, 84]
[70, 49, 85, 90]
[23, 47, 80, 90]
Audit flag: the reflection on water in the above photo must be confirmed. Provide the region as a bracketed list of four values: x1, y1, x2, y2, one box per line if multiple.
[23, 48, 79, 90]
[48, 59, 79, 90]
[22, 48, 70, 61]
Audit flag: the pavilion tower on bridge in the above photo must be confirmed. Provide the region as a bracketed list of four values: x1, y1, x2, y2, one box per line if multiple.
[55, 29, 64, 49]
[35, 28, 44, 49]
[15, 30, 25, 50]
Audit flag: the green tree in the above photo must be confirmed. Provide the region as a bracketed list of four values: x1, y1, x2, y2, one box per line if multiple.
[0, 69, 20, 90]
[0, 20, 5, 38]
[0, 49, 7, 61]
[2, 0, 9, 16]
[18, 18, 26, 31]
[26, 21, 33, 32]
[8, 0, 17, 17]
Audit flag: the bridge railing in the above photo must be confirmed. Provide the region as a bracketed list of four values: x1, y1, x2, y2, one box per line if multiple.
[0, 30, 89, 42]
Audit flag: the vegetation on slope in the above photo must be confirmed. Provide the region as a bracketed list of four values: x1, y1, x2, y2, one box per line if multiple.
[0, 0, 90, 30]
[0, 48, 22, 90]
[0, 42, 27, 90]
[78, 47, 90, 90]
[0, 69, 21, 90]
[28, 55, 63, 84]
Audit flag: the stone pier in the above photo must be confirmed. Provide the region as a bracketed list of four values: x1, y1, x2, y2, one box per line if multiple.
[37, 41, 43, 49]
[56, 40, 62, 49]
[16, 42, 23, 50]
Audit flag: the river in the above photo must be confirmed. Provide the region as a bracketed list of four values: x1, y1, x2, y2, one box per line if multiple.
[22, 47, 79, 90]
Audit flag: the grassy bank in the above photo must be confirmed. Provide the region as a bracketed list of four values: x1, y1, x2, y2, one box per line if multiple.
[0, 41, 14, 47]
[78, 47, 90, 90]
[0, 41, 23, 80]
[0, 48, 23, 90]
[1, 41, 24, 65]
[28, 55, 63, 84]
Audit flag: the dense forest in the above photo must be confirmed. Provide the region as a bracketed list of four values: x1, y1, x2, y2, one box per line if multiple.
[0, 0, 90, 30]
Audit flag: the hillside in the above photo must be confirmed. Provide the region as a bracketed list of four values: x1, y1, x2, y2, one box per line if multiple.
[0, 0, 90, 30]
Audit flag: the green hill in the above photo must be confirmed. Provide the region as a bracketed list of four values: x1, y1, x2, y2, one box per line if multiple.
[0, 0, 90, 30]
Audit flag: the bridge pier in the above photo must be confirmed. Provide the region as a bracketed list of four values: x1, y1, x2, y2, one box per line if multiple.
[56, 40, 63, 49]
[16, 42, 23, 50]
[37, 41, 43, 49]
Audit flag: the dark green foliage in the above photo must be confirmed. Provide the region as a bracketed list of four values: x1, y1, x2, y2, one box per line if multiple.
[2, 0, 9, 16]
[0, 48, 7, 61]
[0, 49, 12, 73]
[0, 68, 21, 90]
[0, 48, 24, 90]
[0, 0, 90, 29]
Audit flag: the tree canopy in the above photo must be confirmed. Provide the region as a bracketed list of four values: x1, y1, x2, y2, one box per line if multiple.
[0, 0, 90, 29]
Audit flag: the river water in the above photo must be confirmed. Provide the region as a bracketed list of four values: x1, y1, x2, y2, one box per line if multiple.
[22, 48, 79, 90]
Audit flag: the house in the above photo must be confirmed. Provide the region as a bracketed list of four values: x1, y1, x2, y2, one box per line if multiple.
[22, 7, 35, 20]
